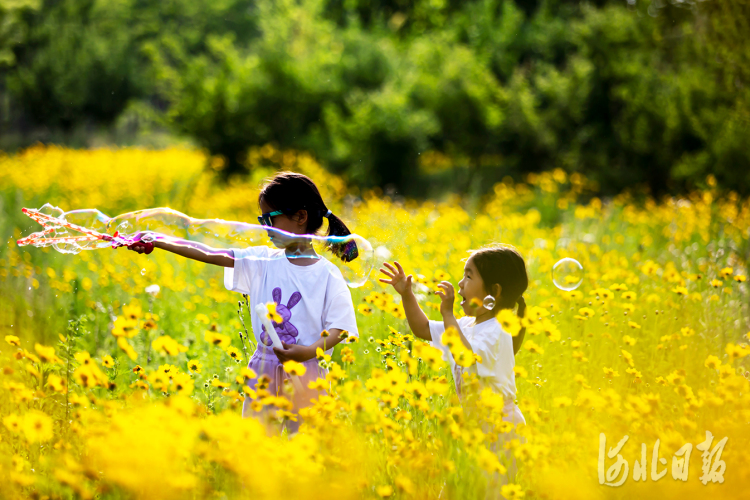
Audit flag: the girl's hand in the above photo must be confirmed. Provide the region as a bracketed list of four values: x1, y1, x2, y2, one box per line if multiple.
[379, 261, 413, 296]
[113, 231, 156, 255]
[273, 342, 314, 363]
[435, 281, 456, 317]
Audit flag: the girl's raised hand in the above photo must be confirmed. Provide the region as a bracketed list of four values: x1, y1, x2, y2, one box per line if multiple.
[379, 261, 412, 296]
[435, 281, 455, 317]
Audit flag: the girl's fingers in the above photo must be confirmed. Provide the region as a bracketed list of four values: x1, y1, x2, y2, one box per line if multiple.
[378, 278, 393, 284]
[394, 261, 405, 274]
[379, 268, 395, 279]
[383, 262, 396, 273]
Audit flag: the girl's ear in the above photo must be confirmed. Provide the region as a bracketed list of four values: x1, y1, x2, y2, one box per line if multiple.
[492, 283, 502, 300]
[294, 209, 308, 227]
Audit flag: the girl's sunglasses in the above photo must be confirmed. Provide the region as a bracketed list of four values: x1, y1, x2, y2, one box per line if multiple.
[258, 210, 283, 227]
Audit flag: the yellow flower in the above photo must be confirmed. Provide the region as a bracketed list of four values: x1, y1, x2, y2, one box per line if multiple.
[734, 275, 747, 282]
[376, 485, 394, 498]
[152, 335, 188, 356]
[204, 331, 231, 348]
[524, 341, 544, 355]
[320, 329, 330, 338]
[3, 414, 21, 433]
[195, 313, 210, 324]
[621, 291, 636, 300]
[117, 337, 138, 361]
[603, 367, 619, 378]
[476, 447, 506, 474]
[628, 321, 641, 329]
[172, 373, 194, 395]
[357, 304, 373, 316]
[395, 476, 415, 495]
[5, 335, 20, 347]
[726, 343, 750, 362]
[111, 315, 139, 338]
[187, 360, 202, 373]
[22, 411, 53, 443]
[496, 309, 522, 336]
[442, 327, 475, 367]
[514, 366, 528, 378]
[553, 396, 572, 408]
[283, 360, 307, 377]
[266, 302, 283, 324]
[704, 355, 721, 369]
[122, 302, 142, 321]
[719, 267, 734, 278]
[621, 349, 634, 368]
[578, 307, 595, 318]
[308, 378, 328, 391]
[46, 374, 67, 393]
[211, 378, 230, 389]
[710, 279, 723, 288]
[74, 351, 92, 365]
[500, 484, 525, 499]
[102, 355, 115, 368]
[672, 286, 688, 295]
[623, 335, 636, 346]
[434, 270, 451, 281]
[35, 343, 63, 364]
[225, 345, 242, 361]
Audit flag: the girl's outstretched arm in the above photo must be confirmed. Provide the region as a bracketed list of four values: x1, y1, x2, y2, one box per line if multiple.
[122, 232, 234, 268]
[379, 262, 431, 341]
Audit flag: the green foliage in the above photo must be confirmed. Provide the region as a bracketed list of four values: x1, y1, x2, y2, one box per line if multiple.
[0, 0, 748, 195]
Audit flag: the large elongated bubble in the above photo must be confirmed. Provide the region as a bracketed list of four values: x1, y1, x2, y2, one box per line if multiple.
[18, 205, 375, 288]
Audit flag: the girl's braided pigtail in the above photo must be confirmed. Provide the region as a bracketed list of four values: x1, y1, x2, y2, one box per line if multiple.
[513, 296, 526, 355]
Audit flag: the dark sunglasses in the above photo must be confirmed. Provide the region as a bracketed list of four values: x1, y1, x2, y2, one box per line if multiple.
[258, 210, 283, 227]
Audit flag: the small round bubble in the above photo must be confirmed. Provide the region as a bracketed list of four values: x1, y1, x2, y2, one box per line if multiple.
[552, 258, 584, 291]
[141, 268, 146, 276]
[482, 295, 496, 309]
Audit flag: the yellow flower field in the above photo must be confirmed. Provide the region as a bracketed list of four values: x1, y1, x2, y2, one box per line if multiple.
[1, 145, 749, 499]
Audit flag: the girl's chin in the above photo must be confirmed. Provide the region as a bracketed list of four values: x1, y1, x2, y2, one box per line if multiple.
[460, 303, 476, 316]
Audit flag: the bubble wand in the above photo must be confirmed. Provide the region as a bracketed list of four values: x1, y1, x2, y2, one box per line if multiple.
[255, 303, 304, 393]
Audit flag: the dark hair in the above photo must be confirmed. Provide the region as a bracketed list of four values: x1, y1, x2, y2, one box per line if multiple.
[259, 172, 358, 262]
[471, 244, 528, 313]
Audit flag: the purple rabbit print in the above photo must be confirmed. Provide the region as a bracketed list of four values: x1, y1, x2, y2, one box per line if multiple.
[260, 287, 302, 347]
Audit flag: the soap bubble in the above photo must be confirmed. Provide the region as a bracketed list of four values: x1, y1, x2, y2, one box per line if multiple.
[483, 295, 496, 309]
[19, 205, 375, 288]
[16, 204, 113, 254]
[141, 268, 146, 276]
[552, 258, 584, 291]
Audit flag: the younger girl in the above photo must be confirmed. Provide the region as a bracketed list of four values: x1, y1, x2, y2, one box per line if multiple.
[123, 172, 359, 422]
[379, 244, 528, 425]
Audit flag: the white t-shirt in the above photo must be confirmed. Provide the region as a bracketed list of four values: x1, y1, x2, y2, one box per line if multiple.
[224, 246, 358, 352]
[429, 316, 517, 402]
